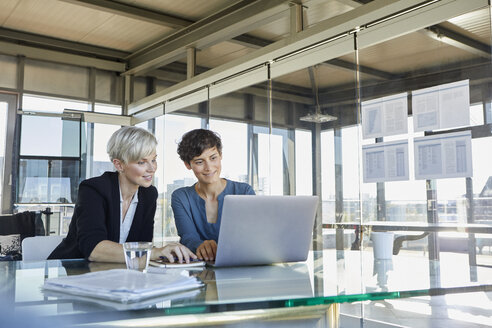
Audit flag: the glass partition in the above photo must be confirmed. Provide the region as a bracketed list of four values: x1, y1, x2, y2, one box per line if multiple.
[295, 129, 313, 196]
[17, 115, 82, 205]
[92, 123, 119, 177]
[22, 94, 90, 113]
[3, 5, 492, 325]
[358, 4, 492, 239]
[0, 101, 8, 211]
[209, 83, 269, 194]
[272, 57, 359, 249]
[154, 112, 202, 245]
[354, 3, 492, 325]
[209, 119, 248, 184]
[321, 130, 335, 222]
[20, 115, 81, 158]
[94, 103, 122, 115]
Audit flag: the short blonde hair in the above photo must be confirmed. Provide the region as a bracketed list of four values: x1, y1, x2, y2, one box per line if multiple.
[107, 126, 157, 163]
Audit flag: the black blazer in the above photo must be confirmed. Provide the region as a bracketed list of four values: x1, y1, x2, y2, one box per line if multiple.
[49, 171, 158, 260]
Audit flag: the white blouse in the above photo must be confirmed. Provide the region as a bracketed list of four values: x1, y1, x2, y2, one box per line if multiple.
[119, 188, 138, 244]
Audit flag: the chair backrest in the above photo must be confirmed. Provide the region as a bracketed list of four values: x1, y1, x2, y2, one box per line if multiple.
[22, 235, 64, 261]
[0, 211, 45, 260]
[0, 212, 36, 240]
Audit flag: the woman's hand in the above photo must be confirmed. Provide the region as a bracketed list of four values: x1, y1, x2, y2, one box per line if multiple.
[196, 240, 217, 261]
[153, 242, 197, 263]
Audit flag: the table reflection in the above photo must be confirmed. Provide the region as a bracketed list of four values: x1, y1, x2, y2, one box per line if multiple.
[194, 263, 313, 302]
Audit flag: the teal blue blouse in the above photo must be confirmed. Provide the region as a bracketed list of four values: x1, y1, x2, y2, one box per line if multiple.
[171, 179, 255, 252]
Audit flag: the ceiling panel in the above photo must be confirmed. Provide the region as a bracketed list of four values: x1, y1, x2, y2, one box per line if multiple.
[0, 0, 20, 26]
[273, 64, 355, 90]
[196, 41, 257, 68]
[1, 0, 174, 52]
[449, 8, 491, 44]
[247, 16, 289, 42]
[304, 0, 356, 29]
[79, 16, 173, 52]
[248, 0, 358, 45]
[117, 0, 242, 22]
[316, 64, 355, 89]
[357, 32, 478, 75]
[0, 0, 490, 94]
[274, 68, 311, 89]
[3, 0, 113, 41]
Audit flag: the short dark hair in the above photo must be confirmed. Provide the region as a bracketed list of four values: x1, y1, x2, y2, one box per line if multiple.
[177, 129, 222, 163]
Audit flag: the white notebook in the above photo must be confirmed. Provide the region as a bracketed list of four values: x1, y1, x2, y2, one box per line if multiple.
[43, 269, 202, 303]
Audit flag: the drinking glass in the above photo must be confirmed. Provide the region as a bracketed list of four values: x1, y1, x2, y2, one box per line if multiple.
[123, 242, 152, 272]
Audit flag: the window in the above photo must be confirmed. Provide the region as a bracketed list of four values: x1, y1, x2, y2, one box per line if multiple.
[342, 126, 362, 221]
[20, 115, 80, 157]
[296, 129, 313, 196]
[18, 159, 79, 203]
[22, 94, 89, 114]
[94, 103, 122, 115]
[256, 129, 283, 195]
[0, 101, 7, 209]
[321, 130, 335, 223]
[154, 114, 201, 243]
[17, 115, 82, 204]
[209, 119, 248, 183]
[92, 123, 120, 177]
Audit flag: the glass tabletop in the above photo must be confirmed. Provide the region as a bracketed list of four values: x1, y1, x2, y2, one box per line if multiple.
[1, 249, 491, 325]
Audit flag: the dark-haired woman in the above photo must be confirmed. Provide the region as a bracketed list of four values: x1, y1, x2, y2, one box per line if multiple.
[171, 129, 255, 261]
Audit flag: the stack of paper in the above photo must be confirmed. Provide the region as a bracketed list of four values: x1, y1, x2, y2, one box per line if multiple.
[43, 288, 202, 310]
[43, 269, 203, 303]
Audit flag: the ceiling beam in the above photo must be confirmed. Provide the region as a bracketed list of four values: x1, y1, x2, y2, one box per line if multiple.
[323, 58, 397, 80]
[0, 27, 129, 60]
[62, 0, 273, 51]
[0, 40, 125, 72]
[127, 0, 447, 114]
[60, 0, 193, 28]
[333, 0, 364, 8]
[422, 22, 491, 58]
[127, 0, 487, 117]
[232, 34, 273, 49]
[124, 0, 291, 76]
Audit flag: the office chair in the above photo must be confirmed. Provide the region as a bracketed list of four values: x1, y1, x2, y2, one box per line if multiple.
[0, 211, 46, 260]
[21, 235, 64, 261]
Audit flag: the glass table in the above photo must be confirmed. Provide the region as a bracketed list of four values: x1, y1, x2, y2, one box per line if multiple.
[1, 249, 491, 327]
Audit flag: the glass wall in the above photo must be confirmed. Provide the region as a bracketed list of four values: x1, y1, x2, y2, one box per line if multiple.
[92, 123, 119, 177]
[154, 113, 201, 244]
[22, 94, 90, 113]
[0, 101, 7, 210]
[358, 6, 491, 239]
[321, 130, 335, 222]
[352, 4, 492, 325]
[2, 0, 490, 283]
[209, 119, 249, 184]
[17, 114, 82, 204]
[209, 84, 267, 194]
[295, 129, 313, 196]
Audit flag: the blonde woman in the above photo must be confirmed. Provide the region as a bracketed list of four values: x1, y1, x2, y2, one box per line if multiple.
[49, 126, 196, 263]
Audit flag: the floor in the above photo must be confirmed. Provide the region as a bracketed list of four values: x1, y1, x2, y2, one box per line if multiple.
[340, 291, 492, 327]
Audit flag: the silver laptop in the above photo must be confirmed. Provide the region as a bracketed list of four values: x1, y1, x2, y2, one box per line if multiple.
[212, 195, 319, 267]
